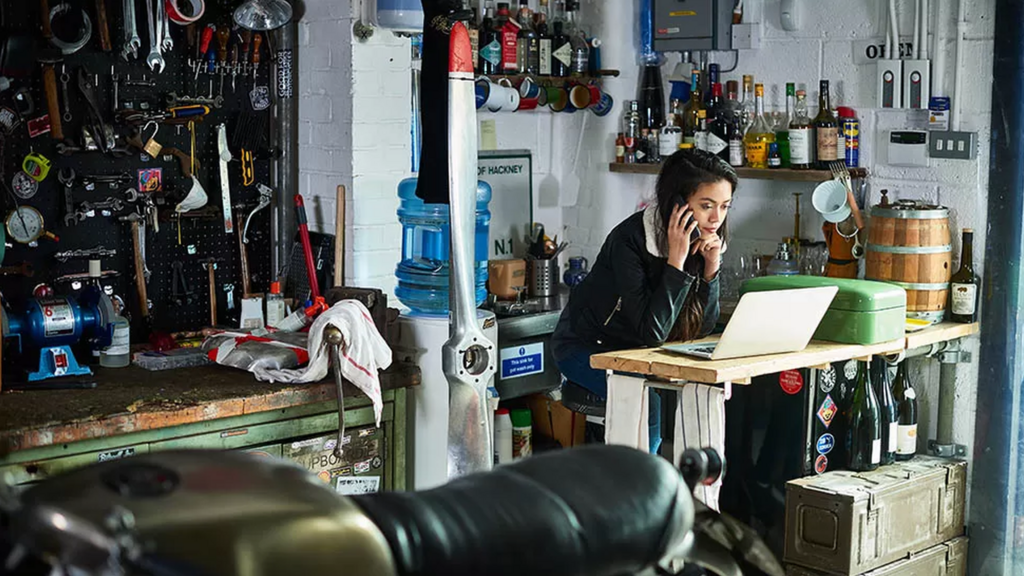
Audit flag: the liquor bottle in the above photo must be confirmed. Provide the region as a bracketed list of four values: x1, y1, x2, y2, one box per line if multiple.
[646, 129, 661, 164]
[669, 98, 684, 131]
[743, 83, 775, 169]
[846, 360, 882, 471]
[497, 2, 519, 73]
[516, 0, 539, 74]
[468, 8, 480, 71]
[550, 21, 570, 77]
[767, 142, 781, 168]
[695, 110, 708, 152]
[892, 360, 918, 461]
[706, 83, 729, 160]
[479, 4, 501, 75]
[950, 228, 980, 323]
[565, 1, 589, 76]
[776, 82, 795, 168]
[724, 80, 741, 125]
[871, 357, 897, 465]
[704, 63, 720, 110]
[682, 71, 703, 146]
[728, 115, 744, 167]
[789, 90, 814, 170]
[639, 64, 665, 130]
[637, 129, 650, 164]
[814, 80, 840, 168]
[739, 75, 755, 133]
[614, 133, 625, 163]
[536, 0, 552, 76]
[623, 101, 641, 164]
[659, 115, 682, 158]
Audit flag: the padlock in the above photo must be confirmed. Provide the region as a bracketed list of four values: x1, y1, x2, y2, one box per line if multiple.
[142, 121, 163, 158]
[22, 151, 51, 182]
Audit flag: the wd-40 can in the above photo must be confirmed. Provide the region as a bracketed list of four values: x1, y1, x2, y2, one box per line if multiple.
[843, 118, 860, 168]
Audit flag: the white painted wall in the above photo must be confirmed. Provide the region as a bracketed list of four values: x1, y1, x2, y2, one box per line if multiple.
[297, 0, 993, 475]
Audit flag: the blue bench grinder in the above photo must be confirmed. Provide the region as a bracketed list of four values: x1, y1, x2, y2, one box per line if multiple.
[2, 284, 115, 381]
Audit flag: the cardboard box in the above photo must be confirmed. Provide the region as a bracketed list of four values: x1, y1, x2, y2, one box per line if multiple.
[785, 456, 966, 575]
[528, 395, 587, 448]
[282, 426, 385, 495]
[787, 537, 967, 576]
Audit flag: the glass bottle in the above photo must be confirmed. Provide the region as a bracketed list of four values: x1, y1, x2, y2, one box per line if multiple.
[659, 115, 682, 158]
[266, 281, 286, 327]
[536, 0, 552, 76]
[724, 80, 741, 125]
[682, 70, 704, 146]
[776, 82, 795, 168]
[614, 132, 625, 163]
[565, 1, 588, 76]
[789, 90, 814, 170]
[767, 242, 799, 275]
[516, 0, 539, 74]
[550, 20, 570, 77]
[707, 83, 730, 160]
[893, 360, 918, 461]
[872, 357, 898, 466]
[743, 83, 775, 169]
[814, 80, 840, 168]
[950, 228, 979, 323]
[497, 2, 518, 73]
[695, 110, 708, 152]
[703, 64, 720, 110]
[468, 8, 480, 72]
[846, 361, 882, 472]
[639, 63, 665, 130]
[767, 141, 782, 168]
[728, 115, 744, 167]
[669, 97, 684, 131]
[739, 74, 755, 133]
[623, 100, 641, 164]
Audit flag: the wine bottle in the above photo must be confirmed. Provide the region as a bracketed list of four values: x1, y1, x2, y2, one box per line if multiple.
[846, 360, 881, 471]
[950, 228, 980, 323]
[871, 357, 897, 465]
[893, 360, 918, 461]
[814, 80, 839, 169]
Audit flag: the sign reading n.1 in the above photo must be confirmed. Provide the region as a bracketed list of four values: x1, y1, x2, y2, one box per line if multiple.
[479, 150, 533, 260]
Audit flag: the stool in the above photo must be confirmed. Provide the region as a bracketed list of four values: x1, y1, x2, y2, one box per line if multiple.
[560, 380, 606, 444]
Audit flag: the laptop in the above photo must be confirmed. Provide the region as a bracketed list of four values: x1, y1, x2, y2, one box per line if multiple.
[661, 286, 839, 360]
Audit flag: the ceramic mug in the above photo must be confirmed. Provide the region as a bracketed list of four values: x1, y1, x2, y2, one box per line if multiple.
[519, 76, 542, 99]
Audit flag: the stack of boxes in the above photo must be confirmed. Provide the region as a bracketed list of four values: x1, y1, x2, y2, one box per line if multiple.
[784, 456, 967, 576]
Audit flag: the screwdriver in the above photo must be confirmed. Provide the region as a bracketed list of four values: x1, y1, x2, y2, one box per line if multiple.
[252, 32, 263, 87]
[240, 30, 252, 81]
[230, 45, 239, 93]
[196, 25, 215, 80]
[217, 26, 231, 97]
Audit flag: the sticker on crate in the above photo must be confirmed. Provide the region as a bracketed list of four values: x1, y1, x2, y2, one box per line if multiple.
[814, 454, 828, 475]
[500, 343, 544, 380]
[779, 370, 803, 395]
[336, 476, 381, 496]
[816, 433, 835, 455]
[819, 365, 836, 393]
[817, 395, 838, 428]
[283, 426, 383, 488]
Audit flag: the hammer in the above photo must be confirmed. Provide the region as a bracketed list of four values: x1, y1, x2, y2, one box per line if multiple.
[38, 49, 63, 141]
[204, 258, 219, 326]
[119, 212, 149, 320]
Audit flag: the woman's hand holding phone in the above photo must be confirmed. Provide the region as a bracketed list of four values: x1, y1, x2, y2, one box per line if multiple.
[667, 204, 698, 272]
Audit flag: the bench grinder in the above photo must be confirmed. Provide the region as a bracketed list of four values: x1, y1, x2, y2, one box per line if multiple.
[2, 263, 115, 381]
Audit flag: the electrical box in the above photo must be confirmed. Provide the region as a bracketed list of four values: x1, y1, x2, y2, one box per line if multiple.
[653, 0, 734, 52]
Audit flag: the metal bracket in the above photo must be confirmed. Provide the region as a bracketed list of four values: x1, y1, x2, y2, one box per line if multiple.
[938, 350, 972, 364]
[928, 440, 968, 458]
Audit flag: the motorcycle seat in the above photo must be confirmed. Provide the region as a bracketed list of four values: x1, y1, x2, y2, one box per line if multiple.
[354, 445, 694, 576]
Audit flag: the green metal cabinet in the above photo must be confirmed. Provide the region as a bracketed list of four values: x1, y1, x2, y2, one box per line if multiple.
[0, 388, 408, 492]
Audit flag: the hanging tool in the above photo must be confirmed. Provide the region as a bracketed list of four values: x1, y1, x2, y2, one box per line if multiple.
[38, 50, 64, 141]
[216, 26, 230, 97]
[243, 184, 272, 243]
[216, 123, 234, 233]
[205, 259, 218, 325]
[236, 213, 252, 297]
[95, 0, 112, 52]
[145, 0, 165, 72]
[59, 64, 72, 123]
[325, 324, 348, 458]
[294, 194, 321, 300]
[240, 30, 252, 81]
[0, 262, 35, 277]
[251, 32, 262, 87]
[119, 212, 150, 319]
[121, 0, 141, 60]
[196, 24, 215, 80]
[230, 44, 239, 93]
[40, 0, 53, 39]
[58, 167, 82, 227]
[54, 247, 117, 262]
[334, 185, 346, 287]
[111, 65, 119, 113]
[77, 67, 114, 153]
[170, 261, 194, 306]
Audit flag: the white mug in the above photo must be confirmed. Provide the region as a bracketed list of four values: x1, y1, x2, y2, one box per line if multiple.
[480, 77, 520, 112]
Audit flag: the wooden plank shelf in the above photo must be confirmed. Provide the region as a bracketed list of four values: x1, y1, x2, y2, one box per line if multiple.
[484, 70, 620, 87]
[609, 162, 869, 182]
[591, 322, 978, 385]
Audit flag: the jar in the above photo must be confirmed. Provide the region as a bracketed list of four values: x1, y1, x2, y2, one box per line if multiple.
[563, 256, 589, 287]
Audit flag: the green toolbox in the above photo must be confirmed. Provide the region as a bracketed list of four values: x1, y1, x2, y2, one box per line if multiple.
[740, 276, 906, 345]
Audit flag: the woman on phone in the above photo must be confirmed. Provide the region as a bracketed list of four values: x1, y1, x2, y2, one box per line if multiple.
[553, 149, 737, 453]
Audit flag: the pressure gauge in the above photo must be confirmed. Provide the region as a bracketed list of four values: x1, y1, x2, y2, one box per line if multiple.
[12, 170, 38, 199]
[6, 206, 45, 244]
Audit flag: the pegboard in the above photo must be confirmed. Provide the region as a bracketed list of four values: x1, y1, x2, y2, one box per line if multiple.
[0, 1, 275, 340]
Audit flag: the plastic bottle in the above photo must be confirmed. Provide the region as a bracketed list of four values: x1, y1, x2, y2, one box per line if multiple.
[266, 282, 286, 327]
[767, 242, 800, 276]
[395, 177, 492, 314]
[100, 315, 131, 368]
[511, 408, 533, 459]
[494, 408, 513, 465]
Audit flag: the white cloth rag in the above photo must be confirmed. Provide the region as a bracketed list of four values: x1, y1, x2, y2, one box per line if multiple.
[253, 300, 392, 426]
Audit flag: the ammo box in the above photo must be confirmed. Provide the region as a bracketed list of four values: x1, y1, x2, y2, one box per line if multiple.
[786, 536, 967, 576]
[784, 457, 966, 575]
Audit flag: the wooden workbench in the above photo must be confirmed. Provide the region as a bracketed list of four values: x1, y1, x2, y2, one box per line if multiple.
[0, 362, 420, 489]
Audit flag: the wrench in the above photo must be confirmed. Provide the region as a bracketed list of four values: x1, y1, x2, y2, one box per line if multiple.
[122, 0, 140, 60]
[145, 0, 165, 73]
[60, 65, 72, 123]
[243, 184, 273, 243]
[58, 167, 84, 226]
[160, 1, 173, 52]
[166, 92, 224, 108]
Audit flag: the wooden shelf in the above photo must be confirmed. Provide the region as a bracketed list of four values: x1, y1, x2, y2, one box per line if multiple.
[484, 70, 619, 87]
[609, 162, 868, 182]
[591, 321, 978, 385]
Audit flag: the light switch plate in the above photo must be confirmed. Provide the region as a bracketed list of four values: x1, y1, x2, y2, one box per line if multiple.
[731, 24, 761, 50]
[929, 130, 978, 160]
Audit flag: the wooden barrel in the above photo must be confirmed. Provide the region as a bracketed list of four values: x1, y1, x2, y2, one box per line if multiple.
[865, 202, 952, 323]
